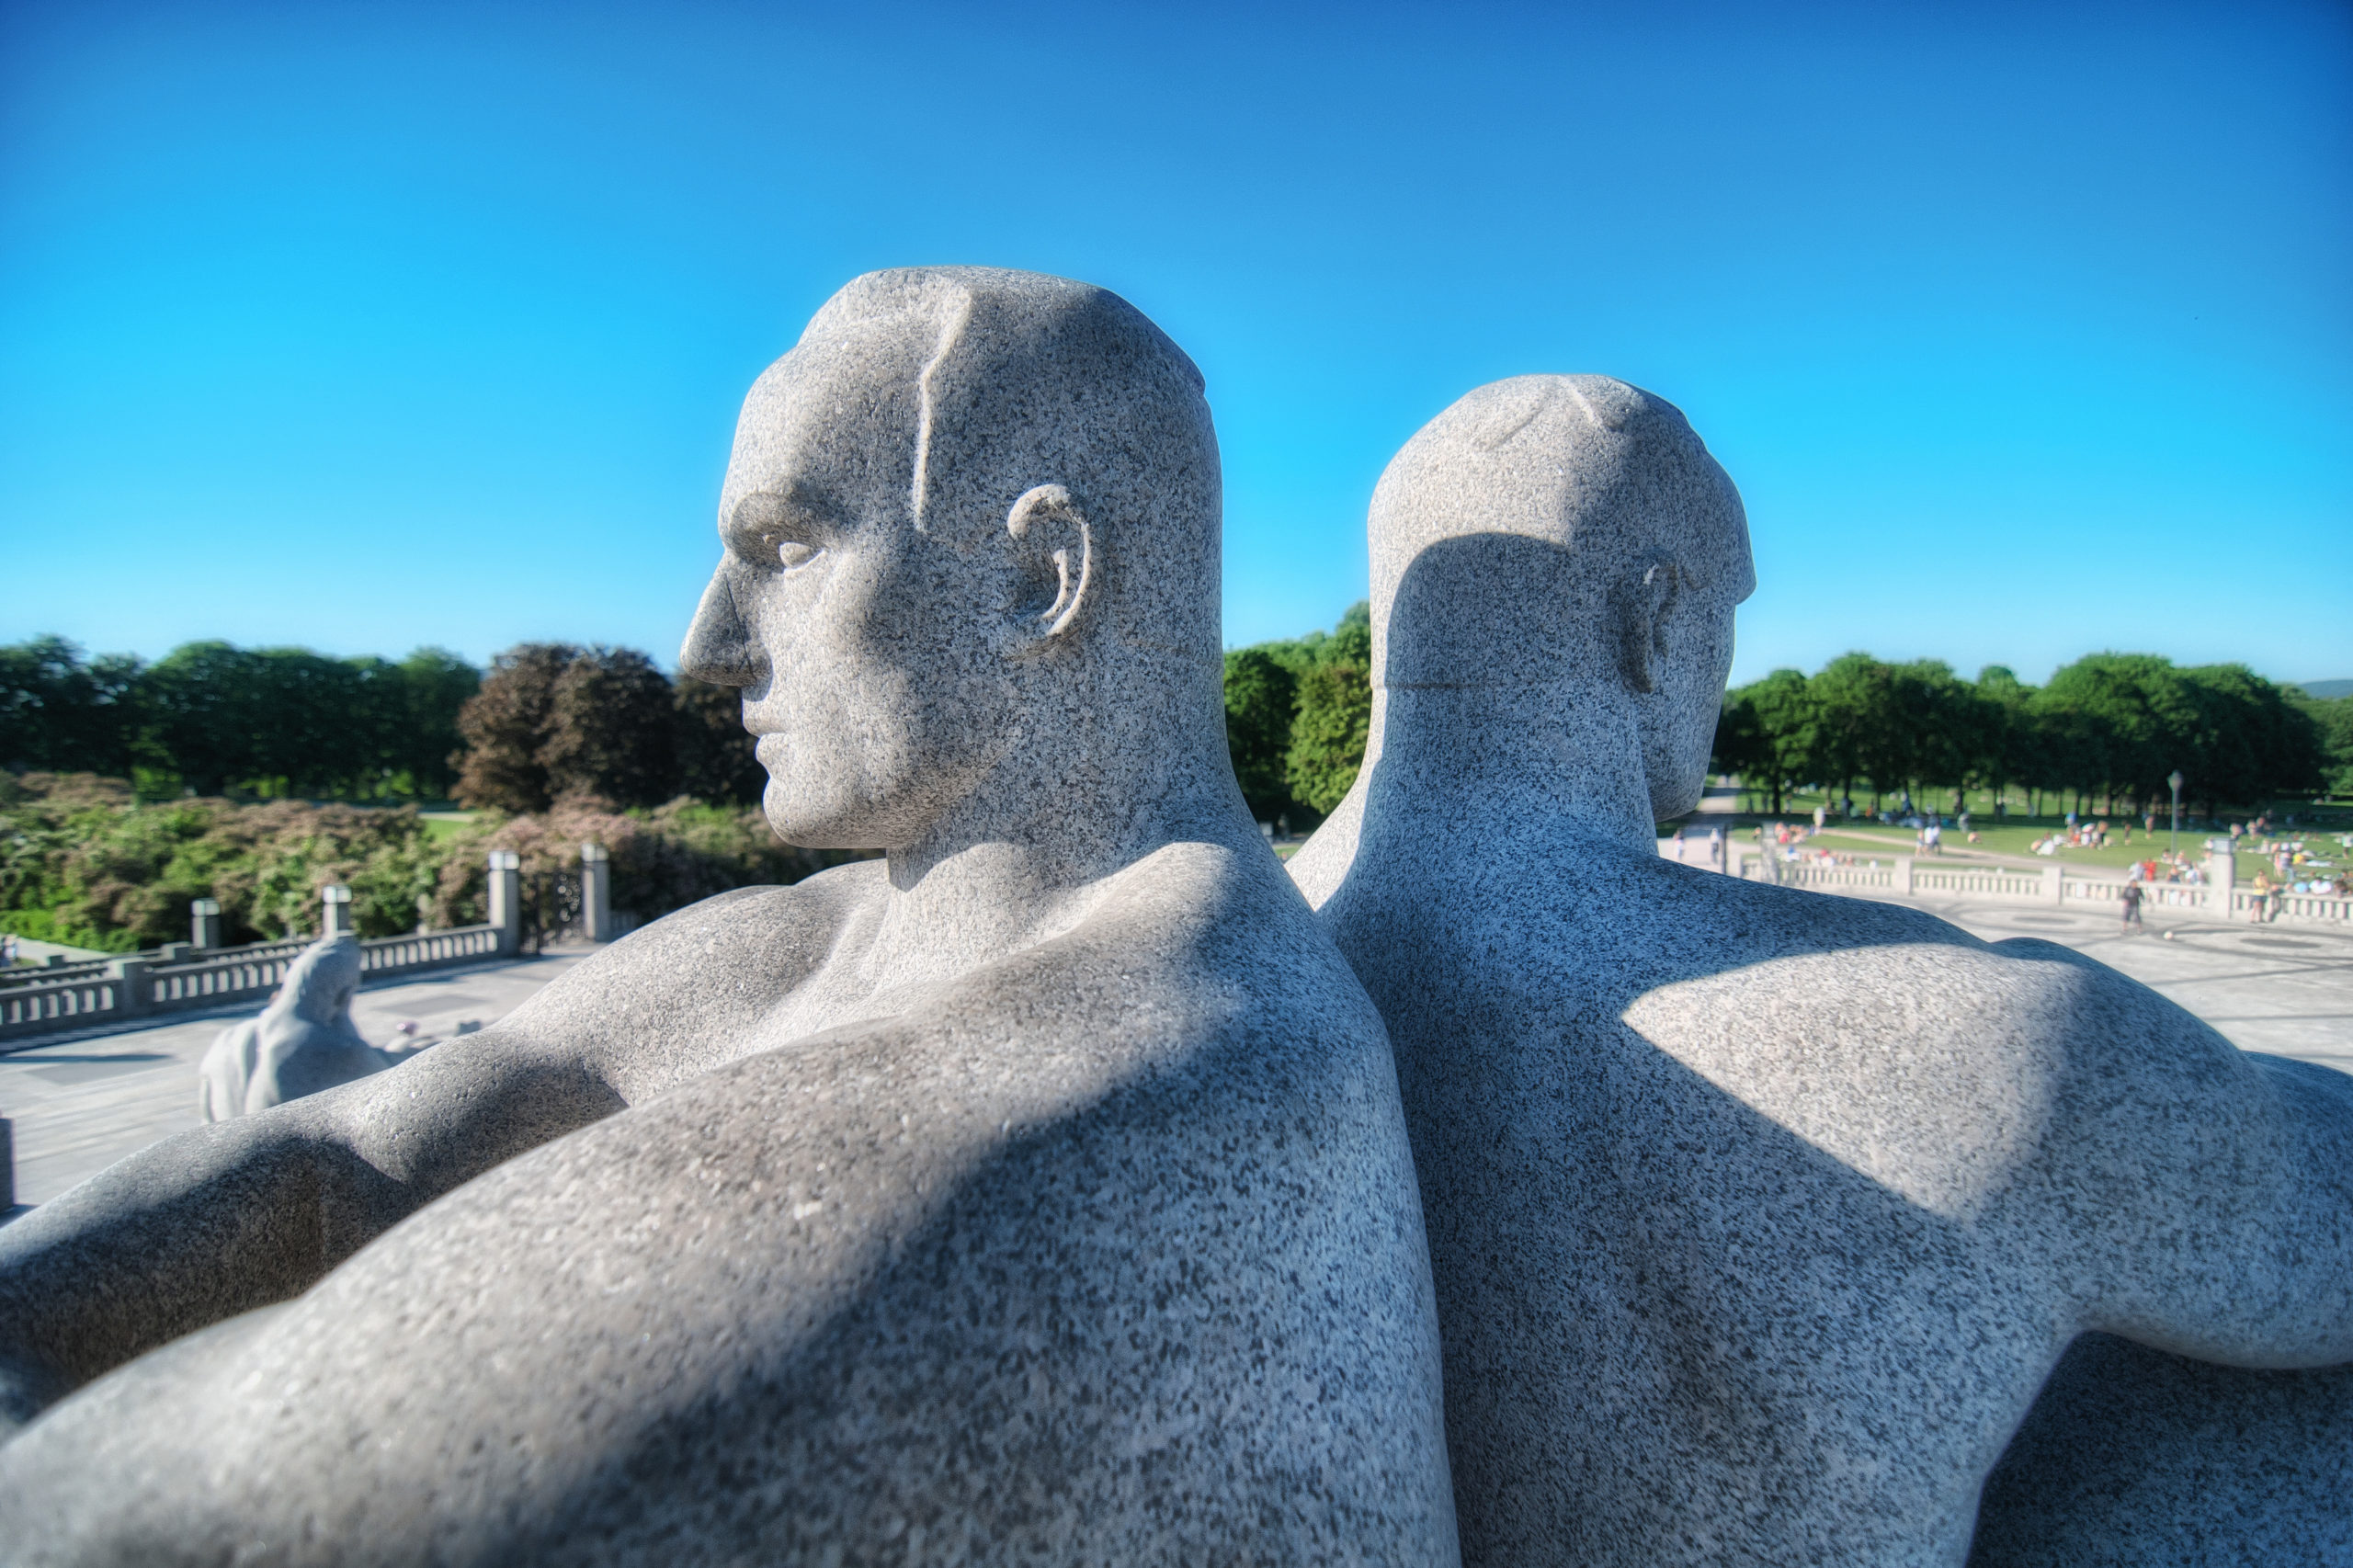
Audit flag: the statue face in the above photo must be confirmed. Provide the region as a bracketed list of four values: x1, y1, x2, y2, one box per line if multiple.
[682, 329, 1025, 849]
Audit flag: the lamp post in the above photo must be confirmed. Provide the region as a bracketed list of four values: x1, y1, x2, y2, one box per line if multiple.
[2168, 770, 2184, 858]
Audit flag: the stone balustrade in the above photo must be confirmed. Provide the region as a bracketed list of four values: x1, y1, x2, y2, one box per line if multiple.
[0, 967, 130, 1035]
[0, 924, 513, 1044]
[0, 846, 620, 1045]
[1710, 845, 2353, 930]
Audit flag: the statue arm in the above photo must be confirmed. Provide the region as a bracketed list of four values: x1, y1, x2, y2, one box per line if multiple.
[2078, 1028, 2353, 1369]
[0, 1021, 623, 1432]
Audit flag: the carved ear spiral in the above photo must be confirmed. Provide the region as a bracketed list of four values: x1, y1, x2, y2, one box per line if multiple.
[1005, 484, 1094, 645]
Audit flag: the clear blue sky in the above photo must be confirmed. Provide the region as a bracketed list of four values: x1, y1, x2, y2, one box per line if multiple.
[3, 0, 2347, 687]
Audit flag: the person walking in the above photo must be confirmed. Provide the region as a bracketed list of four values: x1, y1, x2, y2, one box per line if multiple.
[2120, 879, 2144, 935]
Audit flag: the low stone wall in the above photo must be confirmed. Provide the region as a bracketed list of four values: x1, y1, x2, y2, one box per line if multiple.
[1714, 846, 2352, 930]
[0, 924, 509, 1046]
[0, 844, 653, 1045]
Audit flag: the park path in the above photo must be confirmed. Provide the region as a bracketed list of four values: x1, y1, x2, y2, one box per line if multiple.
[1, 946, 590, 1207]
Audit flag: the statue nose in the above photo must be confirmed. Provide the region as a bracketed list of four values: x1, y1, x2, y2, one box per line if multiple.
[680, 571, 767, 688]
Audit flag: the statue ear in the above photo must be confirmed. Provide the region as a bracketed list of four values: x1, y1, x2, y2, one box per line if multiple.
[1615, 560, 1682, 694]
[1002, 484, 1094, 654]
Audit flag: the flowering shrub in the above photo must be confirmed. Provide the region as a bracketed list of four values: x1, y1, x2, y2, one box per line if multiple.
[0, 772, 865, 953]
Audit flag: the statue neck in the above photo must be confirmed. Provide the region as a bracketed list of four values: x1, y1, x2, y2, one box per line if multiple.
[871, 669, 1251, 969]
[1361, 681, 1658, 855]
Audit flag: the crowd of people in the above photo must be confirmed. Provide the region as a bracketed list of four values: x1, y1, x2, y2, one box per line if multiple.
[1659, 801, 2353, 927]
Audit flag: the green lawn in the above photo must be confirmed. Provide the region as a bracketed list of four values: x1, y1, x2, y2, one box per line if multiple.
[1670, 788, 2352, 884]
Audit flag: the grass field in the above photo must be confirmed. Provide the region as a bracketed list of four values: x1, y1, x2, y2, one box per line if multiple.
[1667, 788, 2352, 884]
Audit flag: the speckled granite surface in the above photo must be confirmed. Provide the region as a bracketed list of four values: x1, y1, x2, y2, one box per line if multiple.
[0, 270, 1457, 1566]
[1293, 375, 2353, 1566]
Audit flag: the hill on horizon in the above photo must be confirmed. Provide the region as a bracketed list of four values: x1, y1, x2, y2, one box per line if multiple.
[2299, 679, 2353, 700]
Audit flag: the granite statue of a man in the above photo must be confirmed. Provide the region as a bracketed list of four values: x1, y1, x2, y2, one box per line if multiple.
[0, 269, 1458, 1565]
[198, 935, 403, 1121]
[1286, 374, 2353, 1566]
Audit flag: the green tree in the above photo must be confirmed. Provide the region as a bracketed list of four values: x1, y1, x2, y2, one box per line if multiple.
[1809, 653, 1900, 812]
[391, 647, 481, 798]
[1222, 647, 1300, 824]
[2177, 664, 2321, 815]
[1282, 604, 1372, 817]
[674, 675, 766, 806]
[247, 647, 371, 795]
[1882, 660, 1991, 815]
[1721, 667, 1818, 815]
[0, 636, 143, 776]
[2290, 689, 2353, 798]
[1974, 666, 2039, 813]
[1710, 687, 1761, 807]
[138, 642, 269, 797]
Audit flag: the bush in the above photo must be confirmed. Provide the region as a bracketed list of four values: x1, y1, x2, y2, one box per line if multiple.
[0, 770, 863, 953]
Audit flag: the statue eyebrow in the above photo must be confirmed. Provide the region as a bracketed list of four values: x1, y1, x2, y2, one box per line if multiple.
[726, 488, 829, 553]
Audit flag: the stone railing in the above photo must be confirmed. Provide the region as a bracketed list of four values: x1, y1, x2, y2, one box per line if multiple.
[0, 966, 131, 1037]
[0, 843, 641, 1047]
[1745, 854, 2057, 903]
[2224, 886, 2353, 927]
[1713, 845, 2352, 930]
[1, 925, 512, 1045]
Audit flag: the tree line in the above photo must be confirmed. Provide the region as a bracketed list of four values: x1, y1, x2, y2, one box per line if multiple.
[0, 635, 764, 809]
[0, 636, 479, 799]
[1712, 652, 2352, 820]
[11, 629, 2346, 836]
[0, 771, 843, 954]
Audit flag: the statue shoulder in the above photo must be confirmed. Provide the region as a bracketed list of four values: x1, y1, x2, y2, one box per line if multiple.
[1076, 838, 1388, 1053]
[492, 862, 890, 1085]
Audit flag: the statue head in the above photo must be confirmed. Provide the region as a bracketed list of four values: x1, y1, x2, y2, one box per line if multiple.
[1370, 375, 1754, 819]
[269, 934, 365, 1033]
[681, 268, 1223, 850]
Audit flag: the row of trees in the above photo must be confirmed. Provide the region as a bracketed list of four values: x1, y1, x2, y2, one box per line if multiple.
[1222, 603, 1375, 827]
[449, 643, 764, 812]
[0, 635, 767, 811]
[12, 629, 2346, 843]
[0, 636, 480, 799]
[1712, 652, 2350, 819]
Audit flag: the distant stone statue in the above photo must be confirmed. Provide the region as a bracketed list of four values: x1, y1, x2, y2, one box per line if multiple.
[0, 268, 1455, 1564]
[197, 935, 399, 1121]
[1288, 374, 2353, 1566]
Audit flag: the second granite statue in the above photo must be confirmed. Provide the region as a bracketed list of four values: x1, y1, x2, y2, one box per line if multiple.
[1289, 374, 2353, 1567]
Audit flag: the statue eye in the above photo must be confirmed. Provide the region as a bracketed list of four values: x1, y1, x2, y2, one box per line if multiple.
[733, 492, 827, 571]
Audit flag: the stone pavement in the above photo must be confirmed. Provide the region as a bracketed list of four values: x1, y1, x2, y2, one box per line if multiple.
[0, 945, 590, 1207]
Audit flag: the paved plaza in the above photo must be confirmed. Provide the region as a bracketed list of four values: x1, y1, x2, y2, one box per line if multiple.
[2, 945, 589, 1207]
[3, 899, 2347, 1212]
